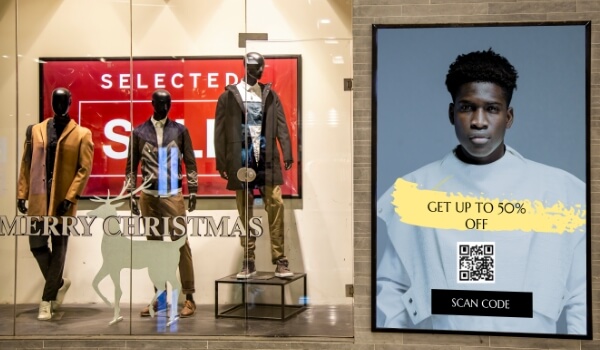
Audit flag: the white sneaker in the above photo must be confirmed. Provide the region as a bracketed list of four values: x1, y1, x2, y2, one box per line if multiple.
[54, 278, 71, 311]
[38, 301, 53, 321]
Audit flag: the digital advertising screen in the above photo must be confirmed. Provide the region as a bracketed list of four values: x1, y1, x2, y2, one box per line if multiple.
[39, 56, 301, 197]
[371, 23, 591, 338]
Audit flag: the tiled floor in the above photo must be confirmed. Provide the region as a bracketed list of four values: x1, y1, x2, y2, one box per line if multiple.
[1, 304, 353, 337]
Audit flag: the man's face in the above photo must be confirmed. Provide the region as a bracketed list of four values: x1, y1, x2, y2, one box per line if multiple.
[449, 82, 514, 165]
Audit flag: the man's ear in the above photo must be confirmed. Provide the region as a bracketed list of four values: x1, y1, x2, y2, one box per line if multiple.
[506, 106, 514, 129]
[448, 103, 455, 125]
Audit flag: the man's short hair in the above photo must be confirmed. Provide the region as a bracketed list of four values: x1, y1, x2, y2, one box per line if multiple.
[445, 48, 518, 105]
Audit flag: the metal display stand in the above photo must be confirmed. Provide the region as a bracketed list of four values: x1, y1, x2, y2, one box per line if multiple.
[215, 272, 308, 320]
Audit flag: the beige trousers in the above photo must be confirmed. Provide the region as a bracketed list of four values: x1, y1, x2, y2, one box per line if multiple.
[236, 185, 285, 264]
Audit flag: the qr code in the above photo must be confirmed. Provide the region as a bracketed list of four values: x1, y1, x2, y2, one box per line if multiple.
[457, 242, 495, 283]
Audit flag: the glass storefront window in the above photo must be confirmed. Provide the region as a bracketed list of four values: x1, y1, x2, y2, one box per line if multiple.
[2, 0, 352, 338]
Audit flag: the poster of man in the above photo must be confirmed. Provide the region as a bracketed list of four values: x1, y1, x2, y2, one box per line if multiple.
[372, 22, 591, 338]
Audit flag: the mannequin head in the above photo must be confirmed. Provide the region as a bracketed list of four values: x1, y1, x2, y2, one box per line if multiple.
[51, 87, 72, 117]
[151, 89, 171, 120]
[245, 52, 265, 85]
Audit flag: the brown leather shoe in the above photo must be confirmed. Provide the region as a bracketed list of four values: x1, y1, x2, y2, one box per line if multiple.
[140, 300, 159, 317]
[180, 300, 196, 317]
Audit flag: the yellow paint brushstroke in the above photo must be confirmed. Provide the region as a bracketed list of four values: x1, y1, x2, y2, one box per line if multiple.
[391, 178, 586, 234]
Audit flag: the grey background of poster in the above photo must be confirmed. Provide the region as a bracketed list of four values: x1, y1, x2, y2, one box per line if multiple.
[375, 24, 587, 200]
[374, 23, 587, 333]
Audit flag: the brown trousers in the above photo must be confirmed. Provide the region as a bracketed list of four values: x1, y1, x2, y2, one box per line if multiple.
[139, 192, 195, 294]
[236, 185, 285, 264]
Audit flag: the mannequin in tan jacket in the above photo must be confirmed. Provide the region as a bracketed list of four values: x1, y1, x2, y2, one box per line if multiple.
[17, 87, 94, 320]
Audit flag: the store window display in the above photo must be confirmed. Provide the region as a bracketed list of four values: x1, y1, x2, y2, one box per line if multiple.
[214, 52, 295, 279]
[3, 0, 353, 338]
[125, 89, 199, 320]
[16, 87, 94, 321]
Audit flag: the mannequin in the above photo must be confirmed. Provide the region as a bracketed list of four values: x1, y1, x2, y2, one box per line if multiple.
[17, 87, 94, 321]
[125, 89, 198, 318]
[17, 89, 74, 215]
[214, 52, 294, 279]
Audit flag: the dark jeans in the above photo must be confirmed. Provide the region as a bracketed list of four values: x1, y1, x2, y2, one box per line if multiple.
[29, 224, 68, 302]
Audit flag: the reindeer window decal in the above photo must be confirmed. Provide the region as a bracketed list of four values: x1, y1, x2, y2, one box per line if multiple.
[89, 176, 184, 327]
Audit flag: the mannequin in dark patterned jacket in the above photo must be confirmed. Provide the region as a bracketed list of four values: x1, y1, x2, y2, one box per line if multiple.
[126, 89, 198, 318]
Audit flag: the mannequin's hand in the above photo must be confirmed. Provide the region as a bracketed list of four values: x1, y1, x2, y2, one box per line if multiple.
[188, 194, 197, 212]
[56, 200, 72, 216]
[17, 199, 28, 214]
[219, 170, 228, 180]
[284, 161, 293, 170]
[130, 197, 140, 216]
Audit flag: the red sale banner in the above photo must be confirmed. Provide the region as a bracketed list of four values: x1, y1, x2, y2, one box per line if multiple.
[39, 56, 301, 197]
